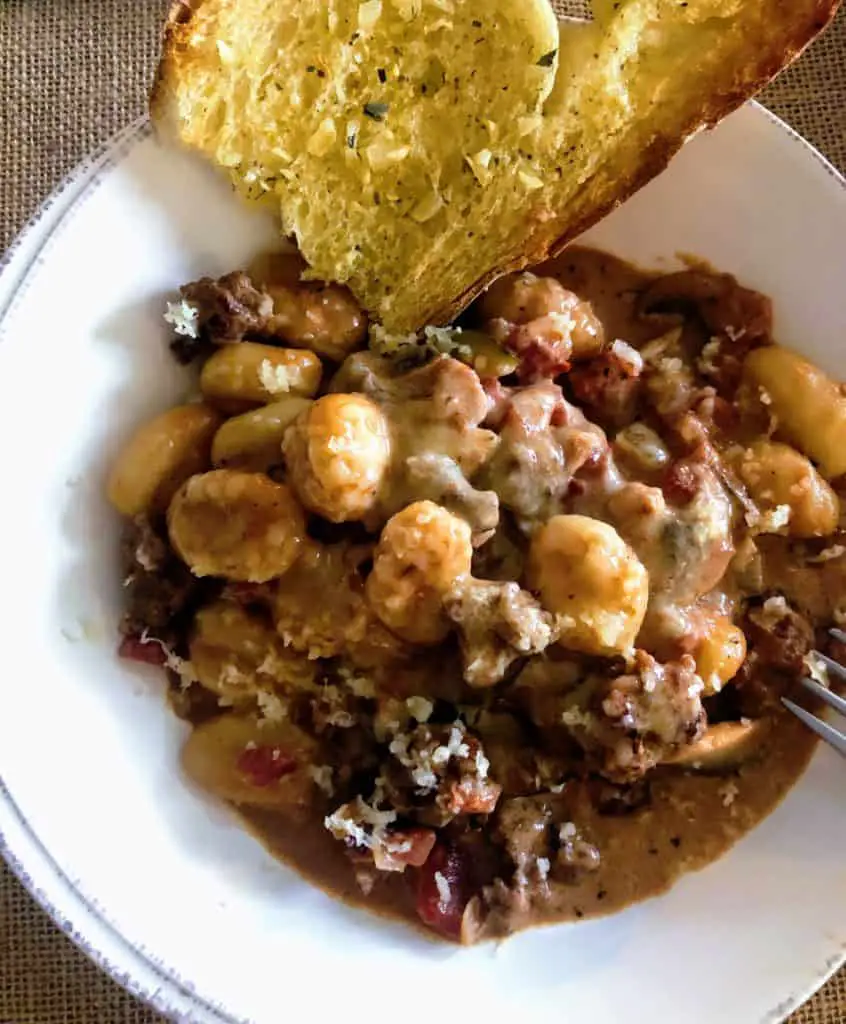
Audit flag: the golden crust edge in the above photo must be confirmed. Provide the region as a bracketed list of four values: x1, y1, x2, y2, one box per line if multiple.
[432, 0, 843, 327]
[149, 0, 207, 132]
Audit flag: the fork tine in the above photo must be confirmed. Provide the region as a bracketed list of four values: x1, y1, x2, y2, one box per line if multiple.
[829, 627, 846, 645]
[782, 698, 846, 758]
[812, 651, 846, 688]
[798, 672, 846, 717]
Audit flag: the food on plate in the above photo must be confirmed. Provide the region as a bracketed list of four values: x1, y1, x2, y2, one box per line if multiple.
[110, 244, 843, 942]
[152, 0, 838, 331]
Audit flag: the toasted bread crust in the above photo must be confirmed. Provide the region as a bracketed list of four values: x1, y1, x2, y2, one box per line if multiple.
[433, 0, 840, 326]
[151, 0, 842, 330]
[149, 0, 206, 131]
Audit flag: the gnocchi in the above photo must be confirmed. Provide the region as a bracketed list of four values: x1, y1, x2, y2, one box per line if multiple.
[477, 271, 605, 359]
[283, 393, 392, 522]
[190, 601, 316, 704]
[167, 470, 305, 581]
[693, 615, 747, 695]
[200, 342, 322, 410]
[211, 396, 313, 470]
[182, 714, 319, 811]
[249, 251, 368, 361]
[526, 515, 649, 656]
[731, 440, 839, 538]
[742, 346, 846, 479]
[273, 541, 409, 667]
[366, 501, 473, 644]
[107, 403, 221, 516]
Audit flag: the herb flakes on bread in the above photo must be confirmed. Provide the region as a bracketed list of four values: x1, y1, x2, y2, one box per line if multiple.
[153, 0, 840, 332]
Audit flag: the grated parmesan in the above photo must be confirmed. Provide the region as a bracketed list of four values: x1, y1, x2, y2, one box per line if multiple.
[406, 696, 434, 722]
[324, 795, 396, 849]
[434, 870, 451, 908]
[431, 723, 470, 764]
[697, 338, 722, 375]
[611, 339, 644, 373]
[256, 689, 288, 722]
[164, 299, 200, 338]
[337, 664, 376, 698]
[259, 359, 292, 395]
[308, 764, 335, 796]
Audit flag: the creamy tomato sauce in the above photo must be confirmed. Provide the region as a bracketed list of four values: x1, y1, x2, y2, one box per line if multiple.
[234, 249, 825, 939]
[118, 246, 839, 944]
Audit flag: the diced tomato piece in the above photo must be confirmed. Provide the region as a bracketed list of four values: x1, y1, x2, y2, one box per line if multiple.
[236, 745, 297, 787]
[503, 318, 572, 382]
[415, 843, 470, 940]
[662, 460, 700, 506]
[569, 349, 641, 424]
[118, 634, 168, 665]
[445, 777, 501, 815]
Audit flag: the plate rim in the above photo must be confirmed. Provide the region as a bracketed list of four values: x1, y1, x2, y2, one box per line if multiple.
[0, 103, 844, 1024]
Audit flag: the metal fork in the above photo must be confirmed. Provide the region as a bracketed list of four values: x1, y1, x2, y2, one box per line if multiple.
[782, 628, 846, 757]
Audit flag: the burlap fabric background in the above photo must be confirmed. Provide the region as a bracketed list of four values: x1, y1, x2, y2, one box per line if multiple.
[0, 0, 844, 1020]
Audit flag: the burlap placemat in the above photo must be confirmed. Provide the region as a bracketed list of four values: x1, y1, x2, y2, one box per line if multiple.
[0, 1, 844, 1020]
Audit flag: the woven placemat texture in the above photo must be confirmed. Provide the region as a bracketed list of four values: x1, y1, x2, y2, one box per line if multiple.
[0, 1, 844, 1021]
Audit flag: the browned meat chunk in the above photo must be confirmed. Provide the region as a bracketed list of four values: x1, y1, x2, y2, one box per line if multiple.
[480, 382, 608, 527]
[738, 595, 815, 712]
[569, 342, 643, 428]
[444, 579, 557, 687]
[745, 595, 813, 676]
[120, 516, 204, 642]
[176, 272, 273, 358]
[462, 795, 601, 942]
[381, 721, 501, 826]
[638, 270, 772, 344]
[562, 652, 707, 782]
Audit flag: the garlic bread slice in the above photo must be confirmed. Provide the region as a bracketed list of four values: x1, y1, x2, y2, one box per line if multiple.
[153, 0, 839, 332]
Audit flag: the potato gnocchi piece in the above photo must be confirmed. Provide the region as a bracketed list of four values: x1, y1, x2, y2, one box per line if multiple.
[663, 720, 769, 772]
[168, 469, 305, 581]
[477, 272, 605, 360]
[182, 713, 320, 810]
[211, 397, 313, 470]
[107, 403, 222, 516]
[273, 541, 409, 667]
[526, 515, 649, 656]
[190, 600, 316, 705]
[200, 341, 322, 410]
[693, 614, 746, 695]
[366, 501, 473, 645]
[730, 440, 839, 538]
[742, 346, 846, 479]
[248, 251, 368, 361]
[283, 393, 392, 522]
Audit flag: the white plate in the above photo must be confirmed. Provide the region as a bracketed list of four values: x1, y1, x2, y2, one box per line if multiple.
[0, 103, 845, 1024]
